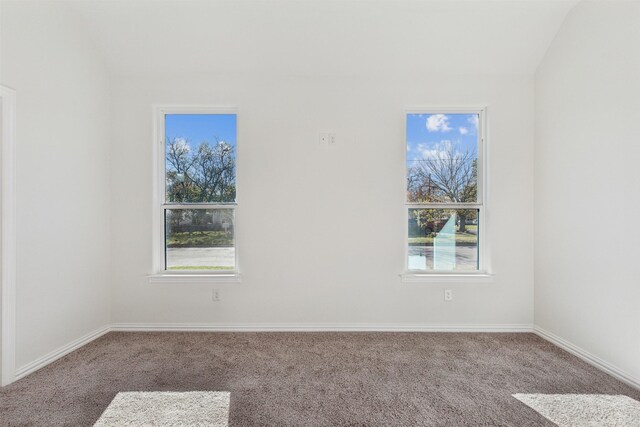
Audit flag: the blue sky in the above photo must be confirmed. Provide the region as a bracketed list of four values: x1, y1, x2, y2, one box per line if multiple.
[165, 114, 237, 149]
[406, 113, 478, 167]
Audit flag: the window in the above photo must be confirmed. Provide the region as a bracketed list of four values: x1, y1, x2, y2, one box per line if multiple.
[405, 108, 487, 278]
[151, 107, 239, 282]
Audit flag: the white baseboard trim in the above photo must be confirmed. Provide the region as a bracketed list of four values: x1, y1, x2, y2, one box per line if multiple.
[534, 325, 640, 391]
[9, 322, 532, 383]
[110, 323, 534, 333]
[14, 325, 111, 382]
[11, 323, 639, 392]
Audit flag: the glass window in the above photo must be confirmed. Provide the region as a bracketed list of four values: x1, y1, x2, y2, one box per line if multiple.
[165, 209, 235, 271]
[407, 208, 479, 271]
[406, 112, 483, 272]
[161, 112, 237, 273]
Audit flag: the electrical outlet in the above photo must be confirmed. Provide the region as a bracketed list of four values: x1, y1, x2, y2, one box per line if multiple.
[212, 289, 220, 302]
[319, 133, 336, 148]
[444, 289, 453, 302]
[319, 133, 329, 147]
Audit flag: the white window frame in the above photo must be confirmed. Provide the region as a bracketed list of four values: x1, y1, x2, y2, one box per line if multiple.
[148, 105, 241, 284]
[401, 106, 493, 283]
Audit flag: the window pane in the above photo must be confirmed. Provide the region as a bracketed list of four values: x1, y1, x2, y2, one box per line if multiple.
[408, 208, 479, 271]
[406, 113, 478, 203]
[165, 209, 235, 271]
[165, 114, 237, 203]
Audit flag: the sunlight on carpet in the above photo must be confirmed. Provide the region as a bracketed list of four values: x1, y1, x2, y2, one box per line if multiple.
[94, 391, 230, 427]
[513, 393, 640, 427]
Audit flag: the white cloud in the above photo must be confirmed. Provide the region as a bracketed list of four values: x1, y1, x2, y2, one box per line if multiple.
[459, 127, 469, 135]
[172, 137, 190, 153]
[417, 140, 454, 160]
[468, 115, 479, 129]
[426, 114, 452, 133]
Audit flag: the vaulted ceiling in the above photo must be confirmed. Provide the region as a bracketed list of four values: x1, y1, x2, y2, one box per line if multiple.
[67, 0, 578, 76]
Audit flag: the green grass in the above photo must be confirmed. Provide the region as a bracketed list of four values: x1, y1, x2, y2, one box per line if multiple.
[168, 266, 234, 270]
[408, 231, 477, 246]
[167, 230, 233, 248]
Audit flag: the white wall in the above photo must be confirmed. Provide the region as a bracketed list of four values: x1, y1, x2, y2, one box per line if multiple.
[535, 1, 640, 381]
[2, 0, 638, 388]
[1, 1, 111, 368]
[111, 72, 534, 327]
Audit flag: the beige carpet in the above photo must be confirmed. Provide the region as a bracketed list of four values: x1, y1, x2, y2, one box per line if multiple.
[513, 393, 640, 427]
[94, 391, 230, 426]
[2, 332, 640, 426]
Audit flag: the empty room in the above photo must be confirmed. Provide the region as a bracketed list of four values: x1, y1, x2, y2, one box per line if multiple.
[1, 0, 639, 425]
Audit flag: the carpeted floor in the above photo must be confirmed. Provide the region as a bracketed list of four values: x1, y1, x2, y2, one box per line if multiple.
[93, 391, 230, 426]
[1, 332, 638, 426]
[513, 393, 640, 426]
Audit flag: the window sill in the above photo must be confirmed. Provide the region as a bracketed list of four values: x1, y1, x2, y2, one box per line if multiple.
[147, 272, 242, 284]
[400, 272, 494, 284]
